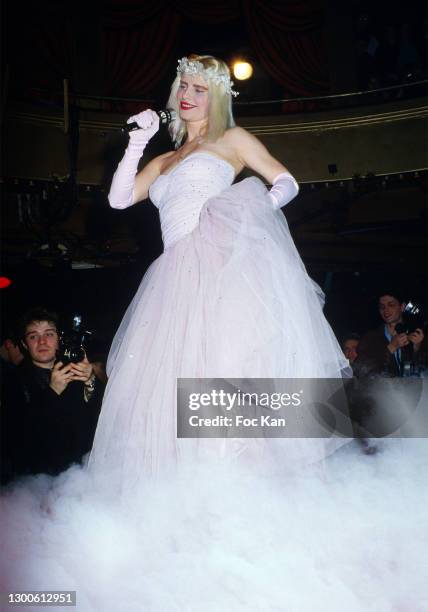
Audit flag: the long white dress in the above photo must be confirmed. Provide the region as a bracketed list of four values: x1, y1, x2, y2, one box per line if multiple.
[88, 151, 351, 489]
[2, 153, 426, 612]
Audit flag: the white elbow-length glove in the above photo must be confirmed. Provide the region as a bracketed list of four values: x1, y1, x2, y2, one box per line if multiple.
[268, 171, 300, 210]
[108, 109, 160, 209]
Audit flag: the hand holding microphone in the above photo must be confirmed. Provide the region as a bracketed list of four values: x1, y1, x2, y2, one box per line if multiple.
[109, 108, 176, 210]
[109, 109, 160, 210]
[126, 109, 160, 147]
[123, 109, 176, 134]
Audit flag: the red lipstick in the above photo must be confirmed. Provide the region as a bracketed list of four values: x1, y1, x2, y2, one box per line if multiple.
[180, 102, 196, 110]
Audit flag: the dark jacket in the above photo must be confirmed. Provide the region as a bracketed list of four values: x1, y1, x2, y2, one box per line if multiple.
[1, 360, 103, 483]
[355, 325, 426, 378]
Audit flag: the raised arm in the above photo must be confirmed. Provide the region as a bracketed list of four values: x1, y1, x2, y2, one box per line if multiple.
[227, 127, 299, 210]
[108, 110, 162, 209]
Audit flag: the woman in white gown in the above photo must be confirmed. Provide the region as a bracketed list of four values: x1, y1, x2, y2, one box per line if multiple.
[88, 54, 351, 489]
[3, 56, 425, 612]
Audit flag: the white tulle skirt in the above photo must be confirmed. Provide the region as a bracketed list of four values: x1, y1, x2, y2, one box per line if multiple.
[88, 178, 351, 488]
[3, 179, 427, 612]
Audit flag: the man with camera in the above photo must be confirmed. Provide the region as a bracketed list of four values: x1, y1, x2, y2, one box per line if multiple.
[354, 291, 426, 377]
[1, 307, 103, 483]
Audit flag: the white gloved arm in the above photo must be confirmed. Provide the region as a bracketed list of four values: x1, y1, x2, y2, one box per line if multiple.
[108, 110, 160, 209]
[268, 171, 299, 210]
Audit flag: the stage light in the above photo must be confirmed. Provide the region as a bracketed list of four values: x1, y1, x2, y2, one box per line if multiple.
[233, 61, 253, 80]
[0, 276, 12, 289]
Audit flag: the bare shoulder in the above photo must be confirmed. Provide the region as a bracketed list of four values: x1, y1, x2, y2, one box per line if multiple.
[223, 126, 254, 145]
[222, 126, 288, 183]
[222, 127, 263, 159]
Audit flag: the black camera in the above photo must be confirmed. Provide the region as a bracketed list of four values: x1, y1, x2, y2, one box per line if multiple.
[57, 314, 92, 364]
[395, 301, 424, 335]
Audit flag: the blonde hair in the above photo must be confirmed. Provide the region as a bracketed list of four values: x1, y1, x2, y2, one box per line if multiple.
[167, 54, 236, 147]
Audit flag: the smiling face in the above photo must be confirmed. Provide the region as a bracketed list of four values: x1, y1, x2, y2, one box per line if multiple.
[378, 295, 404, 326]
[176, 74, 210, 122]
[23, 320, 59, 368]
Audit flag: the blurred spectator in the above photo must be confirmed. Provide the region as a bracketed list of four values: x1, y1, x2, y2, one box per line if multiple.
[397, 23, 422, 81]
[355, 291, 426, 377]
[355, 13, 380, 90]
[0, 329, 24, 369]
[356, 38, 380, 90]
[1, 307, 104, 484]
[377, 25, 400, 92]
[342, 333, 360, 365]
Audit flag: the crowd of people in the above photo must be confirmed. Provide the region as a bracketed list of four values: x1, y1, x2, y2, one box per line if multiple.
[1, 288, 426, 485]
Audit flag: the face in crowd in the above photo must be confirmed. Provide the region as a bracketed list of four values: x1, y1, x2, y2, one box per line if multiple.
[23, 320, 59, 368]
[3, 339, 24, 365]
[343, 339, 359, 363]
[378, 295, 404, 326]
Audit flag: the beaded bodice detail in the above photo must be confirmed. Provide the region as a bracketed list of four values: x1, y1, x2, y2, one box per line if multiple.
[149, 152, 235, 249]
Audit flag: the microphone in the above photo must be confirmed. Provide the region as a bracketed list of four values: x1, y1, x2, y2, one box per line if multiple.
[121, 109, 177, 133]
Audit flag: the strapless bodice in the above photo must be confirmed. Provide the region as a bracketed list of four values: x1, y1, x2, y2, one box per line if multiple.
[149, 152, 235, 249]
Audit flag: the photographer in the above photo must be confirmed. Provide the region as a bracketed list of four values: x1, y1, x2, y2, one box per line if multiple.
[1, 308, 103, 483]
[355, 291, 426, 377]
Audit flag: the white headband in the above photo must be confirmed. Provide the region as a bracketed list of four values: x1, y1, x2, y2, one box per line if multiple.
[177, 57, 239, 98]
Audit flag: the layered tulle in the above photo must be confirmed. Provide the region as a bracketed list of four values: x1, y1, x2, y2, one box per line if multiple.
[3, 163, 427, 612]
[88, 177, 351, 487]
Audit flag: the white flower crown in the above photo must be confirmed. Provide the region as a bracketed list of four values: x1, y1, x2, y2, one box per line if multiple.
[177, 57, 239, 98]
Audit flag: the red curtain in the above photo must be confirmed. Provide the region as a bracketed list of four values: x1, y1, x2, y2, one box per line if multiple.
[101, 0, 329, 97]
[14, 1, 329, 99]
[174, 0, 241, 24]
[102, 10, 181, 97]
[244, 0, 329, 95]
